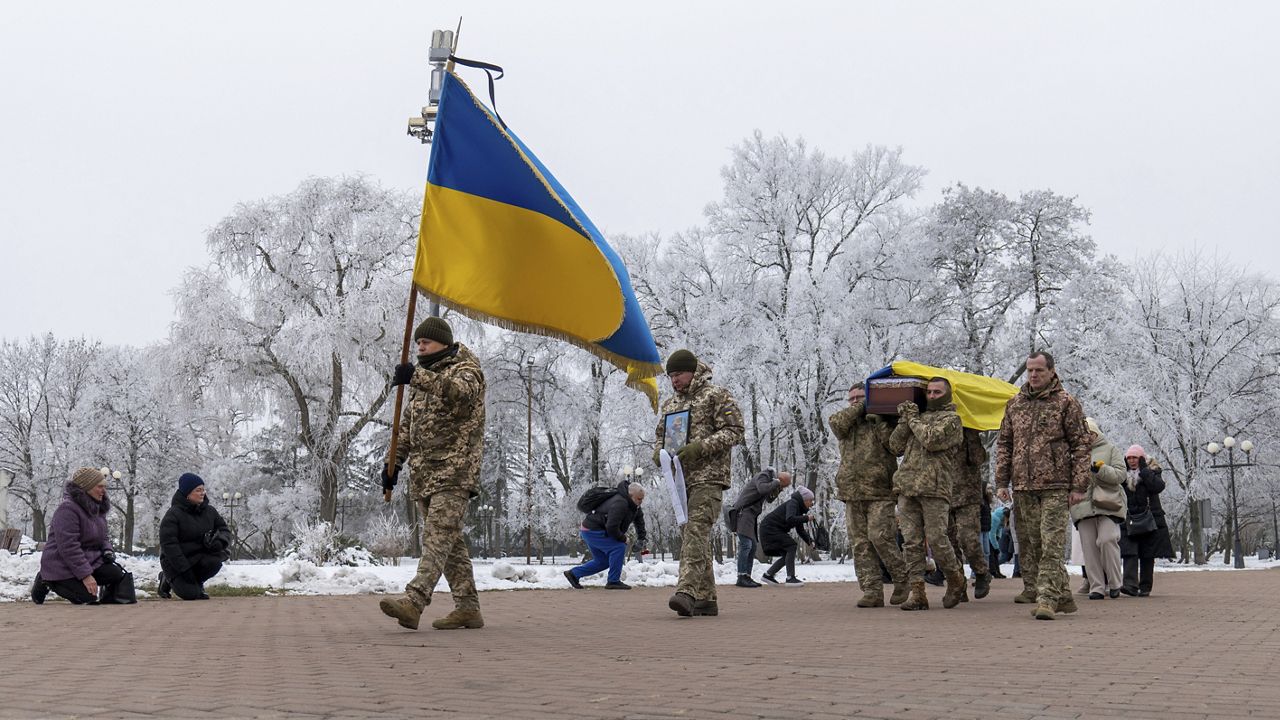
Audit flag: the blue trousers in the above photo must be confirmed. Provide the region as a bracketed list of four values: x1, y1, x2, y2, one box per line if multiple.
[736, 536, 756, 575]
[571, 529, 628, 584]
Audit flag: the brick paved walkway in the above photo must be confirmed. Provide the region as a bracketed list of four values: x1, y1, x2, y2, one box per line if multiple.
[3, 569, 1279, 719]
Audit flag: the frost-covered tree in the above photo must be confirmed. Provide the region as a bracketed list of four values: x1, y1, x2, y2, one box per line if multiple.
[171, 176, 418, 522]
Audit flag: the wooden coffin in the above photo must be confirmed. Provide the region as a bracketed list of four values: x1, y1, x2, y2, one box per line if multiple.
[866, 377, 927, 416]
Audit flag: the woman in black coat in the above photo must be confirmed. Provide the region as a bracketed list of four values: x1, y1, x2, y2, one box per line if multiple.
[758, 487, 816, 586]
[158, 473, 232, 600]
[1118, 445, 1173, 597]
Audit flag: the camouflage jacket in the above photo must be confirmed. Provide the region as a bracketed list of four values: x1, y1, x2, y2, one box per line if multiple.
[394, 343, 486, 499]
[829, 402, 898, 502]
[888, 402, 964, 499]
[951, 428, 989, 507]
[654, 362, 745, 490]
[994, 378, 1090, 493]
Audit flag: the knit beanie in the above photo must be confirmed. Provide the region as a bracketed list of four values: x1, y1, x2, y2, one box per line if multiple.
[1125, 444, 1146, 459]
[665, 349, 697, 374]
[797, 486, 815, 503]
[413, 317, 453, 346]
[71, 467, 105, 492]
[178, 472, 205, 496]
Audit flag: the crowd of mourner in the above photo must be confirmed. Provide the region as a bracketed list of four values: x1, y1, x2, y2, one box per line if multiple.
[27, 318, 1171, 628]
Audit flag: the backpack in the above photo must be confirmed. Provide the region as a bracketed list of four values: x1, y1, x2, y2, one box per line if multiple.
[576, 486, 617, 513]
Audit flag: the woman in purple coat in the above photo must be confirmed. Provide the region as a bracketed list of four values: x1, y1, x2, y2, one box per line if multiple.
[31, 467, 127, 604]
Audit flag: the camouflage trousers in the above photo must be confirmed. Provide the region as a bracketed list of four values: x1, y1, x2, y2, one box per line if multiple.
[1013, 489, 1069, 605]
[948, 502, 989, 577]
[845, 499, 906, 592]
[405, 490, 479, 612]
[898, 495, 960, 583]
[676, 484, 723, 602]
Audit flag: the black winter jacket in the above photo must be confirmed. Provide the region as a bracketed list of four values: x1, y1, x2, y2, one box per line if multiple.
[758, 492, 814, 553]
[1121, 463, 1174, 559]
[582, 480, 647, 544]
[159, 490, 232, 576]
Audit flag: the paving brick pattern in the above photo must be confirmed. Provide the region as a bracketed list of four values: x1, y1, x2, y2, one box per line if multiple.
[3, 569, 1279, 719]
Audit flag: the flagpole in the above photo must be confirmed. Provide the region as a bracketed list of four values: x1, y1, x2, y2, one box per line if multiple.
[384, 24, 461, 503]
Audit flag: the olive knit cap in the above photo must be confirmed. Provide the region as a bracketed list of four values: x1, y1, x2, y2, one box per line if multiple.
[665, 349, 697, 375]
[413, 317, 453, 346]
[72, 467, 105, 492]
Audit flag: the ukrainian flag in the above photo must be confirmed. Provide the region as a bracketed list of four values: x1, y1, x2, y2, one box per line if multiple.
[415, 71, 663, 408]
[867, 361, 1018, 431]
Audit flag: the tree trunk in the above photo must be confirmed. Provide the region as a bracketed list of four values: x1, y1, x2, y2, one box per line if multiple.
[1190, 499, 1206, 565]
[318, 455, 340, 523]
[31, 507, 47, 542]
[123, 492, 135, 554]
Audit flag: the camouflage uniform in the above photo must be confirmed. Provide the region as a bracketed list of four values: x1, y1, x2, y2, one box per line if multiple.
[393, 343, 486, 611]
[995, 377, 1090, 607]
[947, 428, 990, 577]
[889, 402, 964, 584]
[830, 401, 906, 594]
[655, 361, 745, 603]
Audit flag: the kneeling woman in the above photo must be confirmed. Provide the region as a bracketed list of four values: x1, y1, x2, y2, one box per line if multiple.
[158, 473, 232, 600]
[759, 486, 817, 587]
[33, 467, 128, 604]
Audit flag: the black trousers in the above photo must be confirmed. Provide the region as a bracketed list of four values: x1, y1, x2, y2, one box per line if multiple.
[765, 540, 798, 580]
[45, 563, 126, 605]
[1123, 556, 1155, 594]
[170, 555, 224, 600]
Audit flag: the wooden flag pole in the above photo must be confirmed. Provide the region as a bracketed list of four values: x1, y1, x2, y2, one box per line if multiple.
[384, 24, 461, 502]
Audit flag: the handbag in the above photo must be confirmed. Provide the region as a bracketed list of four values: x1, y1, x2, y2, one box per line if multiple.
[1091, 484, 1125, 512]
[813, 524, 831, 552]
[1128, 506, 1158, 536]
[98, 562, 138, 604]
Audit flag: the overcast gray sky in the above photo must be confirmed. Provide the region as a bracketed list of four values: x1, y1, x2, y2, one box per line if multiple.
[3, 1, 1277, 346]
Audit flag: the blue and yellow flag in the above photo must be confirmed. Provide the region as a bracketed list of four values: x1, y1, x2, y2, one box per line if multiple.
[415, 71, 663, 408]
[867, 361, 1018, 431]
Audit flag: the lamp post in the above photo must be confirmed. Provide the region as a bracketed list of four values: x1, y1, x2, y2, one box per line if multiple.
[621, 465, 645, 484]
[525, 356, 535, 565]
[337, 492, 352, 534]
[1207, 436, 1256, 569]
[222, 491, 244, 560]
[477, 504, 494, 557]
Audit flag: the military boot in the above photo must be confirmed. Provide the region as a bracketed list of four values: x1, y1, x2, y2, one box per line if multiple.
[889, 582, 910, 606]
[1055, 595, 1078, 614]
[691, 599, 719, 617]
[1013, 588, 1038, 604]
[431, 608, 484, 630]
[379, 597, 423, 630]
[856, 589, 884, 608]
[899, 582, 929, 611]
[942, 572, 967, 609]
[668, 591, 695, 617]
[973, 572, 991, 599]
[1033, 601, 1056, 620]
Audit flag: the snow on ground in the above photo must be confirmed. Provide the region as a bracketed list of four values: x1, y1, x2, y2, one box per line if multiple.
[4, 541, 1279, 603]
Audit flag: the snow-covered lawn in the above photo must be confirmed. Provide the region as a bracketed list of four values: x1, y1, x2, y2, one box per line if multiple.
[4, 545, 1277, 603]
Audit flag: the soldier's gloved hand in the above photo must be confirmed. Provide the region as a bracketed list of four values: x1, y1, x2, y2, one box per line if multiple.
[652, 448, 663, 467]
[865, 413, 884, 424]
[392, 363, 415, 386]
[896, 401, 918, 418]
[676, 441, 704, 464]
[380, 464, 400, 491]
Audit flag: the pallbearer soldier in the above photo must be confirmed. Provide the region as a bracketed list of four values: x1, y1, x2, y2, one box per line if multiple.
[379, 317, 487, 630]
[889, 377, 967, 610]
[948, 428, 992, 600]
[829, 383, 909, 608]
[654, 349, 745, 617]
[995, 350, 1091, 620]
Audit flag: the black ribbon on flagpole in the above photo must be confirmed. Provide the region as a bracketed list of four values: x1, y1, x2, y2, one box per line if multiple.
[450, 55, 506, 128]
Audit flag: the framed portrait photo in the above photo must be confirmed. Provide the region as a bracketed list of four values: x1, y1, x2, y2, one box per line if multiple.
[663, 409, 690, 453]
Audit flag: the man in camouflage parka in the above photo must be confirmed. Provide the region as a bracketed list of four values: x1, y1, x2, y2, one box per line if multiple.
[889, 377, 967, 611]
[995, 350, 1091, 621]
[378, 317, 487, 631]
[830, 382, 908, 608]
[947, 428, 992, 600]
[654, 349, 745, 618]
